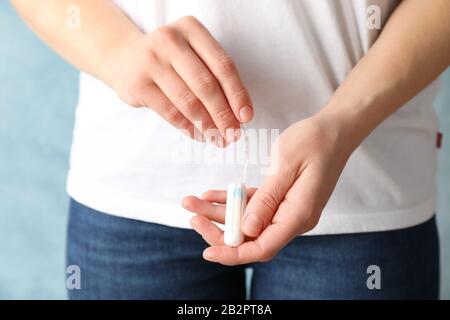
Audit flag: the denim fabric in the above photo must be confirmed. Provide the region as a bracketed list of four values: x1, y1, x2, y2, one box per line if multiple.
[67, 199, 439, 300]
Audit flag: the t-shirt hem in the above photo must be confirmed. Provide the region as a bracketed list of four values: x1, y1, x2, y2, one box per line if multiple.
[305, 198, 436, 235]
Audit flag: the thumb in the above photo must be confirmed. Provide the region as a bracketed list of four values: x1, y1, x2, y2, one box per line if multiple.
[242, 167, 297, 237]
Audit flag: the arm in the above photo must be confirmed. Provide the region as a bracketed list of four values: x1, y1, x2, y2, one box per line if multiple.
[10, 0, 253, 145]
[10, 0, 142, 83]
[323, 0, 450, 151]
[184, 0, 450, 265]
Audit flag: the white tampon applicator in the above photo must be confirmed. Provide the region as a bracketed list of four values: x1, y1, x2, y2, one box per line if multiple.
[224, 182, 247, 247]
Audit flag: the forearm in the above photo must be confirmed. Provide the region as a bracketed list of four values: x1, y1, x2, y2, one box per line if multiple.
[322, 0, 450, 150]
[10, 0, 143, 84]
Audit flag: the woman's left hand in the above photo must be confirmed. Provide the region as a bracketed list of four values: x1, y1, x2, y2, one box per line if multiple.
[182, 110, 358, 265]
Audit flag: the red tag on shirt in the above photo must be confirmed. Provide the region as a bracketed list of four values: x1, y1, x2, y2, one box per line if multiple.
[437, 132, 443, 149]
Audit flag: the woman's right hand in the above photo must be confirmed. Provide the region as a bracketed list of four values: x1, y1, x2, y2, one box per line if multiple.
[101, 16, 253, 146]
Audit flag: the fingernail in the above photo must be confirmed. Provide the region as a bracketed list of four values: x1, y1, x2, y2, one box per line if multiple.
[239, 105, 253, 123]
[203, 249, 213, 261]
[243, 214, 264, 236]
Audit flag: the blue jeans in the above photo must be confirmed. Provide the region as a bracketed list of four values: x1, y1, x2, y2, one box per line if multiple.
[66, 199, 440, 299]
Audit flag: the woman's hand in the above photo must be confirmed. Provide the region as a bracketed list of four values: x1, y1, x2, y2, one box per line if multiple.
[182, 110, 357, 265]
[10, 1, 253, 145]
[102, 16, 253, 146]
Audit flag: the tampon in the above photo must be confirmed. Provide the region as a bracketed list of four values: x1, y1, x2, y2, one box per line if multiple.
[224, 182, 247, 247]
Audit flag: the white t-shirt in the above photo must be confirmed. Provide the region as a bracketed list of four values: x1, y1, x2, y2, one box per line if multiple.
[67, 0, 440, 235]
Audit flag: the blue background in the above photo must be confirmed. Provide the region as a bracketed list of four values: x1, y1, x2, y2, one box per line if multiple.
[0, 1, 449, 299]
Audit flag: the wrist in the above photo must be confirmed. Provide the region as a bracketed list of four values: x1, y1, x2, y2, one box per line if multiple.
[314, 101, 376, 156]
[97, 30, 145, 89]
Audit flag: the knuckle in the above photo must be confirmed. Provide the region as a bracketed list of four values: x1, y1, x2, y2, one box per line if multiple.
[120, 81, 150, 108]
[213, 108, 235, 126]
[178, 91, 201, 112]
[230, 86, 250, 103]
[120, 87, 139, 107]
[145, 50, 159, 65]
[153, 26, 179, 44]
[165, 107, 184, 124]
[179, 15, 199, 26]
[194, 72, 219, 95]
[216, 54, 237, 76]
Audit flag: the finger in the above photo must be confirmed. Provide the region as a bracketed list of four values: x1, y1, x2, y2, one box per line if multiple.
[242, 167, 297, 238]
[169, 42, 241, 142]
[202, 188, 257, 204]
[274, 163, 333, 231]
[202, 221, 294, 266]
[139, 84, 204, 141]
[178, 17, 254, 123]
[153, 65, 224, 147]
[190, 215, 224, 246]
[182, 196, 226, 224]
